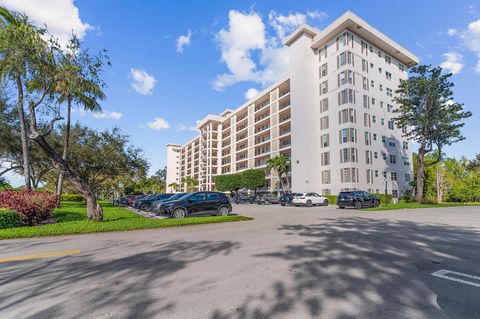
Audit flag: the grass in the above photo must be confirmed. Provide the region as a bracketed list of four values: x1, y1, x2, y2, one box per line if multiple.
[363, 201, 480, 211]
[0, 201, 252, 240]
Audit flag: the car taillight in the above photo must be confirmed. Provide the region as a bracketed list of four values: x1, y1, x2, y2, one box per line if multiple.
[300, 197, 305, 199]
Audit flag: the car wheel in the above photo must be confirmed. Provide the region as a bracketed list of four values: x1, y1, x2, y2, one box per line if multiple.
[141, 204, 151, 212]
[281, 203, 285, 206]
[355, 201, 363, 209]
[339, 206, 345, 209]
[306, 200, 312, 207]
[217, 206, 229, 216]
[172, 208, 186, 218]
[323, 199, 329, 206]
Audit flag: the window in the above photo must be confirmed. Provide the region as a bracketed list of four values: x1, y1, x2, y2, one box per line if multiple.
[403, 156, 410, 166]
[387, 104, 394, 112]
[321, 152, 330, 166]
[379, 84, 383, 92]
[362, 77, 369, 90]
[388, 120, 394, 130]
[388, 138, 396, 147]
[382, 152, 387, 160]
[363, 95, 370, 109]
[385, 55, 392, 64]
[190, 193, 206, 201]
[320, 63, 328, 78]
[371, 80, 375, 88]
[338, 89, 355, 105]
[323, 189, 331, 195]
[361, 41, 368, 54]
[381, 118, 385, 126]
[338, 70, 354, 86]
[385, 71, 392, 80]
[320, 80, 328, 95]
[318, 45, 327, 61]
[320, 116, 329, 130]
[320, 98, 329, 112]
[338, 51, 354, 67]
[365, 132, 371, 145]
[341, 167, 359, 183]
[378, 67, 382, 74]
[372, 115, 377, 123]
[373, 133, 377, 140]
[364, 113, 371, 127]
[402, 141, 408, 150]
[405, 173, 411, 182]
[391, 172, 397, 181]
[322, 170, 331, 184]
[339, 128, 356, 143]
[207, 193, 219, 200]
[392, 189, 399, 198]
[339, 108, 356, 124]
[399, 63, 405, 71]
[375, 170, 379, 177]
[382, 135, 386, 143]
[340, 148, 358, 163]
[367, 169, 374, 184]
[380, 101, 384, 109]
[362, 59, 369, 73]
[366, 150, 373, 164]
[390, 155, 396, 164]
[377, 50, 382, 58]
[374, 152, 378, 159]
[321, 134, 329, 148]
[386, 88, 393, 97]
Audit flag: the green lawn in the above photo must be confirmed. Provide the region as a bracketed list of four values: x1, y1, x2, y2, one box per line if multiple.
[0, 201, 252, 240]
[363, 202, 480, 211]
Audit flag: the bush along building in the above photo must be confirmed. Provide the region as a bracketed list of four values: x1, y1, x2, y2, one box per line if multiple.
[166, 11, 418, 197]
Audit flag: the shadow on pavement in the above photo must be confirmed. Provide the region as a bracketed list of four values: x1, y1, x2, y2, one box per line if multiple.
[210, 217, 480, 319]
[0, 240, 240, 319]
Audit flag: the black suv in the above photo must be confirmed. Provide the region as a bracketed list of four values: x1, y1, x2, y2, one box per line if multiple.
[150, 193, 188, 214]
[162, 192, 232, 218]
[279, 193, 298, 206]
[336, 191, 380, 209]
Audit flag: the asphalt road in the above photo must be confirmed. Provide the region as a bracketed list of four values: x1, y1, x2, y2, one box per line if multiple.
[1, 204, 480, 319]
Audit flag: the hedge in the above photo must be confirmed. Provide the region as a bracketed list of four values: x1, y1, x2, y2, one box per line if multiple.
[61, 194, 84, 202]
[0, 190, 57, 226]
[0, 209, 21, 229]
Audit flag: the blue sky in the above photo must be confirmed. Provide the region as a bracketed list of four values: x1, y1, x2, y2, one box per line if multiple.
[1, 0, 480, 185]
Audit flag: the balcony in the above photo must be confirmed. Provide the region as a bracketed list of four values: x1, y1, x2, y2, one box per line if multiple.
[279, 88, 290, 97]
[255, 135, 270, 145]
[279, 101, 291, 110]
[255, 125, 270, 134]
[255, 99, 270, 112]
[280, 140, 291, 149]
[279, 114, 291, 123]
[237, 113, 248, 122]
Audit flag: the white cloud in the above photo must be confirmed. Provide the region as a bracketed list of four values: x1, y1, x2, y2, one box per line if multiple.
[92, 110, 122, 120]
[245, 88, 259, 100]
[0, 0, 91, 46]
[440, 52, 464, 74]
[147, 117, 170, 130]
[130, 68, 156, 95]
[176, 30, 192, 53]
[268, 11, 306, 41]
[447, 28, 458, 36]
[307, 10, 328, 20]
[457, 19, 480, 73]
[176, 123, 199, 132]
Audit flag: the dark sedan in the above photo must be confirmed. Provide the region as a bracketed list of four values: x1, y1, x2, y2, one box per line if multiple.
[162, 192, 232, 218]
[336, 191, 380, 209]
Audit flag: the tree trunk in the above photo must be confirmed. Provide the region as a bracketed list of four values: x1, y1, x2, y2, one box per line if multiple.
[416, 147, 426, 202]
[16, 77, 32, 190]
[436, 163, 443, 203]
[56, 98, 72, 207]
[32, 134, 103, 221]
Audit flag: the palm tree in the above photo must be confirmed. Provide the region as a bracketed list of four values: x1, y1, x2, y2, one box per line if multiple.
[168, 182, 180, 192]
[53, 37, 106, 206]
[181, 176, 199, 192]
[0, 7, 40, 190]
[267, 156, 284, 192]
[277, 155, 291, 192]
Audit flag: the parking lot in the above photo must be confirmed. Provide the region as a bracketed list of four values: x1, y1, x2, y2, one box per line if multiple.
[1, 204, 480, 318]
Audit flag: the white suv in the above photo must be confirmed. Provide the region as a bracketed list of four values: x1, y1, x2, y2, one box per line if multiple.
[292, 192, 329, 207]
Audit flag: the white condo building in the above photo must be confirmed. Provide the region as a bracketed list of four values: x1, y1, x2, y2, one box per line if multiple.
[166, 11, 418, 197]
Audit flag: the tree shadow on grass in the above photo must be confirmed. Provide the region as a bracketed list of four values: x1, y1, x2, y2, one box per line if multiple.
[210, 217, 480, 319]
[0, 240, 240, 319]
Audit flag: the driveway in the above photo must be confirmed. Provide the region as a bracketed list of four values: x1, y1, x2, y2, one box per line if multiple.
[0, 205, 479, 319]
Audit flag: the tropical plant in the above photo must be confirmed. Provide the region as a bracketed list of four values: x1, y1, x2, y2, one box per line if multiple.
[168, 182, 180, 192]
[181, 176, 199, 192]
[267, 155, 291, 192]
[394, 65, 472, 202]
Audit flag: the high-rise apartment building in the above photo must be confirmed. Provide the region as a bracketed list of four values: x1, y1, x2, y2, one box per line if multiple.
[166, 11, 419, 197]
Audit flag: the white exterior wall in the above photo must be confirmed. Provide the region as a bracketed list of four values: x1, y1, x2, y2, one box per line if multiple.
[166, 144, 181, 192]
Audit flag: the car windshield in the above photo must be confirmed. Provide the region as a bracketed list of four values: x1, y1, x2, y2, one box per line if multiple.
[142, 195, 155, 200]
[168, 193, 187, 200]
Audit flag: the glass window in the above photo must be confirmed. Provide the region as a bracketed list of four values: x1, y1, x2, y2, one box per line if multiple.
[190, 193, 206, 201]
[207, 193, 219, 200]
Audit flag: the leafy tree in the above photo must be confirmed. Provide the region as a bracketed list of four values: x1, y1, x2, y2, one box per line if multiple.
[241, 169, 265, 195]
[215, 173, 242, 194]
[394, 65, 472, 202]
[267, 155, 291, 192]
[168, 182, 180, 192]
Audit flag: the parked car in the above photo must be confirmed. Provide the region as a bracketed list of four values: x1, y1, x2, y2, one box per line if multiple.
[127, 195, 145, 206]
[292, 192, 328, 207]
[134, 194, 173, 211]
[336, 191, 380, 209]
[150, 193, 188, 214]
[161, 191, 232, 218]
[280, 193, 300, 206]
[234, 195, 256, 204]
[256, 194, 280, 205]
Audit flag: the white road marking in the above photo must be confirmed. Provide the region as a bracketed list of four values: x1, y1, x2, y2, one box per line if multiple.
[431, 269, 480, 288]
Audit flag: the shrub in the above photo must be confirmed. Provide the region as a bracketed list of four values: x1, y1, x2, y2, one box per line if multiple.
[0, 209, 21, 229]
[61, 194, 84, 202]
[422, 194, 438, 205]
[371, 193, 393, 205]
[0, 190, 58, 226]
[325, 195, 337, 205]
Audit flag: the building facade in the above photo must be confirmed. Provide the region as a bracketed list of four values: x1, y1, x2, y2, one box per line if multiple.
[167, 11, 419, 197]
